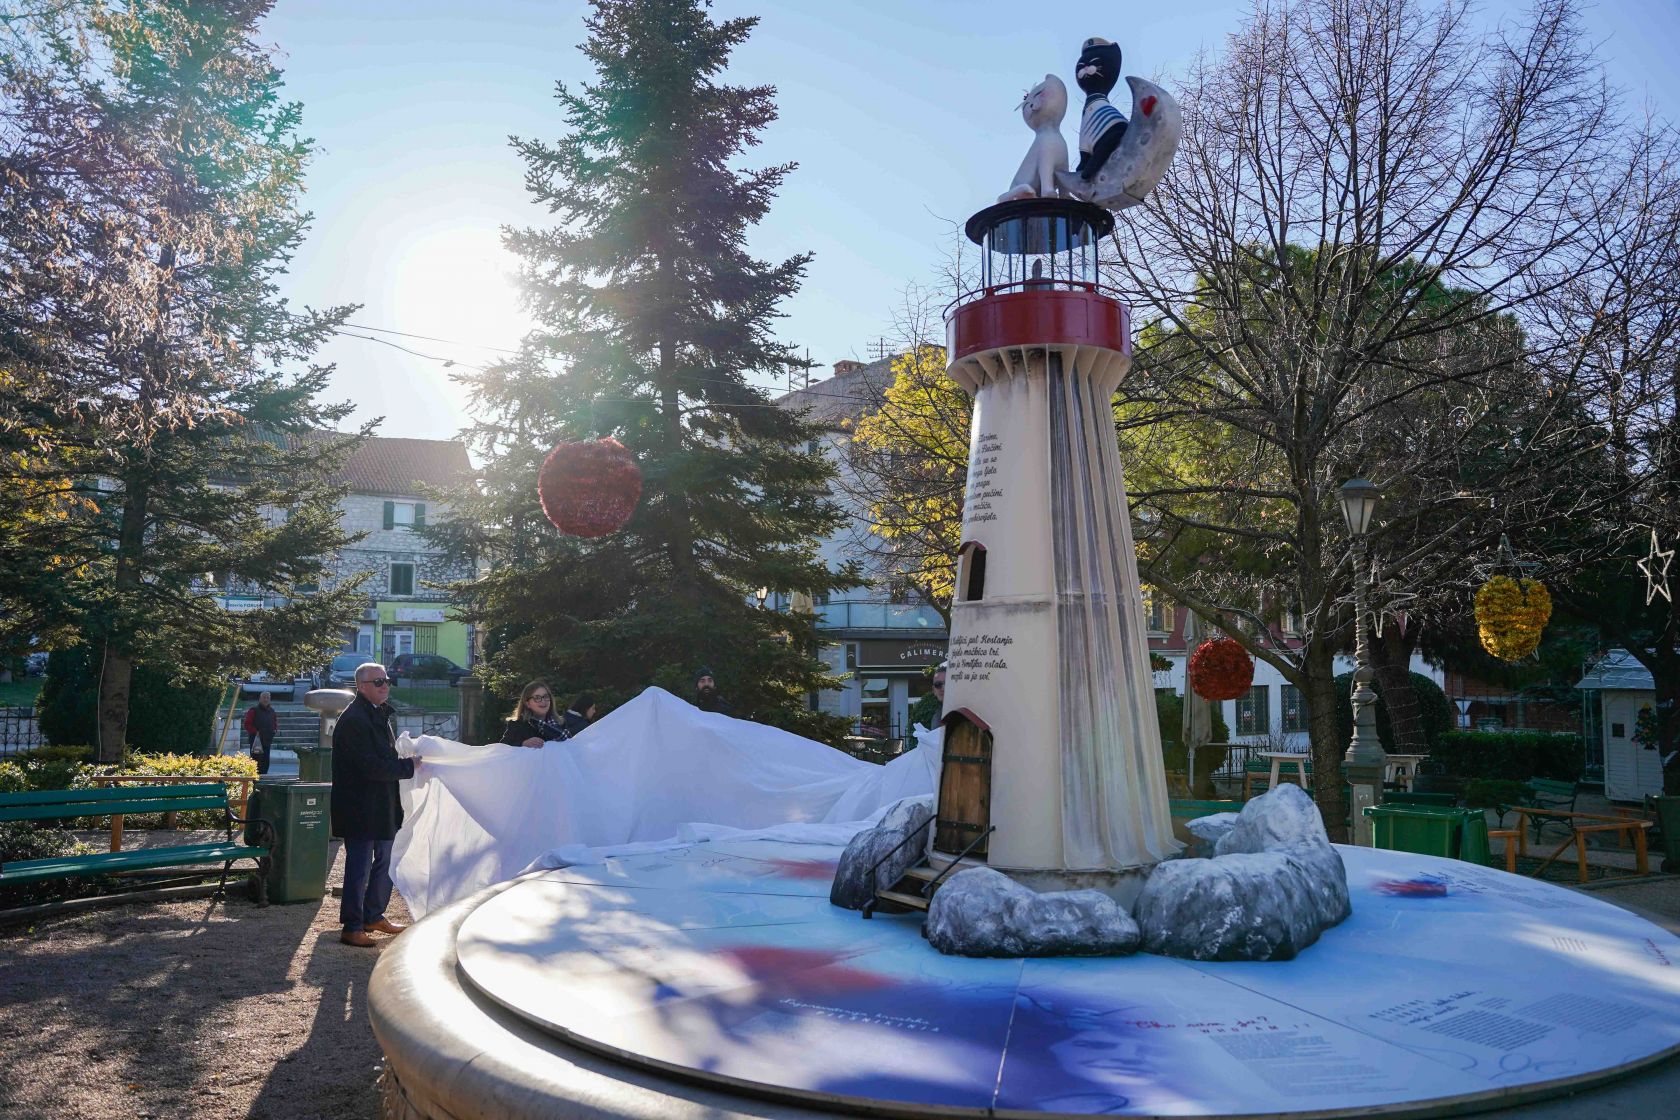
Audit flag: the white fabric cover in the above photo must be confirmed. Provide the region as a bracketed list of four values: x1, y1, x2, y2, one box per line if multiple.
[390, 686, 940, 916]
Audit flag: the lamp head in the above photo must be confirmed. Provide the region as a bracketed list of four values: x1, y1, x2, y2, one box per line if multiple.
[1339, 478, 1381, 537]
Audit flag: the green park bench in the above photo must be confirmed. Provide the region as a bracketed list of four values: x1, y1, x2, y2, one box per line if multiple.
[0, 784, 273, 907]
[1500, 777, 1581, 843]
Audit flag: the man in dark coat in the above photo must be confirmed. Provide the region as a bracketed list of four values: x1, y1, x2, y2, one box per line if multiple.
[331, 663, 417, 947]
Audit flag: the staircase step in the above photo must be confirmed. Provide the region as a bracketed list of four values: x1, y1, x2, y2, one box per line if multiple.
[900, 865, 941, 883]
[874, 889, 931, 911]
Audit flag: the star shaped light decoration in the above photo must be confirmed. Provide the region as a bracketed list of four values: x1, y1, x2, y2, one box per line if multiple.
[1637, 529, 1674, 606]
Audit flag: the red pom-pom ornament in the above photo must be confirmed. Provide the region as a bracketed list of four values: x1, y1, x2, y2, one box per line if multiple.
[537, 438, 642, 538]
[1187, 637, 1255, 702]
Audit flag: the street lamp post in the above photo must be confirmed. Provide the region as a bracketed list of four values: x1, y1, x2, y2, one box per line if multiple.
[1340, 478, 1385, 846]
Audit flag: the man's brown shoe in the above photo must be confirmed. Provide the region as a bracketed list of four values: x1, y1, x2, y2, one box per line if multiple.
[340, 930, 378, 947]
[364, 919, 406, 936]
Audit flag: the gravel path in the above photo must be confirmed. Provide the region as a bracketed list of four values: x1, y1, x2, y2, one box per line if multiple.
[0, 840, 411, 1120]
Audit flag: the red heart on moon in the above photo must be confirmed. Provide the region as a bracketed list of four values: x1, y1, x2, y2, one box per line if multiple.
[1141, 95, 1158, 117]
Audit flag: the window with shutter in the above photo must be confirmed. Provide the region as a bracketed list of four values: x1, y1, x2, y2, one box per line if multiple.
[390, 562, 415, 596]
[414, 503, 426, 528]
[383, 501, 395, 530]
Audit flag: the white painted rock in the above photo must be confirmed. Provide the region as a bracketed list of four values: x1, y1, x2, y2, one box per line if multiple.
[1133, 850, 1323, 960]
[1135, 783, 1351, 961]
[1215, 781, 1331, 855]
[1185, 812, 1240, 846]
[829, 796, 935, 910]
[925, 866, 1140, 958]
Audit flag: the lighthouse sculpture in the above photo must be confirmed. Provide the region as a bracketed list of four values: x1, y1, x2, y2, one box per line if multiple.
[933, 54, 1184, 903]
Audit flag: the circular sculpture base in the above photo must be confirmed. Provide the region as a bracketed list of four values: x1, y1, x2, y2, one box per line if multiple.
[373, 842, 1680, 1119]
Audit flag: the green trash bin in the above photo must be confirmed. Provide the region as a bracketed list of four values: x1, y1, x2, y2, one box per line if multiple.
[295, 745, 333, 784]
[1363, 804, 1467, 858]
[1384, 791, 1459, 808]
[1458, 811, 1491, 866]
[246, 779, 332, 903]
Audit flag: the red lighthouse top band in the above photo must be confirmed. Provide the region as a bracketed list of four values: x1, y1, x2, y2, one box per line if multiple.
[947, 286, 1132, 362]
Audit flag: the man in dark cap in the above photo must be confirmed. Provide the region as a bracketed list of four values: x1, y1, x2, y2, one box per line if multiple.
[694, 668, 732, 715]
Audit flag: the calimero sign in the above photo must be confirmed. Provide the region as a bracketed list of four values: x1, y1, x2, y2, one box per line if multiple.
[857, 641, 947, 669]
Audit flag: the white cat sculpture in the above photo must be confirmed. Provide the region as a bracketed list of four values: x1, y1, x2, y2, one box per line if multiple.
[997, 74, 1069, 203]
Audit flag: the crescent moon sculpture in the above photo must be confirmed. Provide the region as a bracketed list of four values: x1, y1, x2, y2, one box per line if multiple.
[1056, 76, 1183, 210]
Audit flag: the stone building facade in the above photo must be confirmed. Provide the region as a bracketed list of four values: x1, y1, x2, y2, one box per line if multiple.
[318, 437, 475, 666]
[214, 433, 476, 669]
[776, 358, 948, 739]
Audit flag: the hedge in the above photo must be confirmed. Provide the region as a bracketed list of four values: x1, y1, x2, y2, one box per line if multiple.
[40, 649, 223, 754]
[1429, 730, 1582, 782]
[0, 821, 104, 907]
[1333, 670, 1456, 752]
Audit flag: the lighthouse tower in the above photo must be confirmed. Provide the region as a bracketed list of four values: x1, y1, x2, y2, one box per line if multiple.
[934, 197, 1178, 902]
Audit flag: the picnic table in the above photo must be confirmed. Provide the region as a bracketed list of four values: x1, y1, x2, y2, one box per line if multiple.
[1382, 753, 1428, 791]
[1497, 805, 1651, 883]
[1243, 751, 1311, 799]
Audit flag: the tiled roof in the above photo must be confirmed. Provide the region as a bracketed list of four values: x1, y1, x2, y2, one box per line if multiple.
[1576, 649, 1655, 692]
[274, 430, 472, 498]
[775, 356, 897, 427]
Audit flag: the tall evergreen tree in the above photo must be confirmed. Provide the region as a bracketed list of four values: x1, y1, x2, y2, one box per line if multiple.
[0, 1, 362, 761]
[437, 0, 852, 738]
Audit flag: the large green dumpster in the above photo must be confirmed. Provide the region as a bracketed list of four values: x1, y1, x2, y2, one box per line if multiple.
[246, 779, 332, 903]
[295, 744, 333, 784]
[1364, 804, 1467, 858]
[1365, 804, 1495, 864]
[1384, 791, 1459, 808]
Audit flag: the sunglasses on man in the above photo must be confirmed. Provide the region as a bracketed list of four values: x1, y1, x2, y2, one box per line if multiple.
[360, 677, 393, 688]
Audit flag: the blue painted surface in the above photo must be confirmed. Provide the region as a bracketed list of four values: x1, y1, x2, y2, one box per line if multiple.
[457, 842, 1680, 1116]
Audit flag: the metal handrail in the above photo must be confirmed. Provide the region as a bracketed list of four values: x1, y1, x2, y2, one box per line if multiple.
[859, 814, 934, 920]
[922, 825, 996, 897]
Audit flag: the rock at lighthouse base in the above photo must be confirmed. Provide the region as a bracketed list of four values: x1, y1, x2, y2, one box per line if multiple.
[925, 866, 1141, 957]
[830, 796, 935, 910]
[1134, 783, 1351, 961]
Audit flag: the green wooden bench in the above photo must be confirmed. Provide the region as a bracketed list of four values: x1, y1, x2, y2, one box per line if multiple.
[1499, 778, 1580, 843]
[0, 784, 273, 906]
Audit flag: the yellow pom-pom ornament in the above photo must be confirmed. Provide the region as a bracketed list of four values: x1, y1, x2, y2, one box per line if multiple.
[1474, 576, 1551, 661]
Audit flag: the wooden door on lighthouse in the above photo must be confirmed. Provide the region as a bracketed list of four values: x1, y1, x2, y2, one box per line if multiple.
[935, 711, 993, 856]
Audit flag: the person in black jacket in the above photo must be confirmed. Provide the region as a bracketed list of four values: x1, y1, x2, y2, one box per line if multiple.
[561, 693, 597, 739]
[242, 692, 279, 775]
[499, 680, 565, 747]
[694, 668, 733, 715]
[331, 663, 417, 947]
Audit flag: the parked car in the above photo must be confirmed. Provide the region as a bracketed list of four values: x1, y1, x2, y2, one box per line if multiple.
[325, 653, 366, 687]
[23, 652, 49, 677]
[238, 671, 297, 699]
[388, 653, 468, 686]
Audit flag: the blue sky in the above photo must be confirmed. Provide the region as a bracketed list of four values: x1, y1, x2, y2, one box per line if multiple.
[259, 1, 1680, 441]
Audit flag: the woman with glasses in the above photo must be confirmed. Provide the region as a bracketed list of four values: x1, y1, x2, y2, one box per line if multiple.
[908, 661, 948, 740]
[499, 681, 565, 747]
